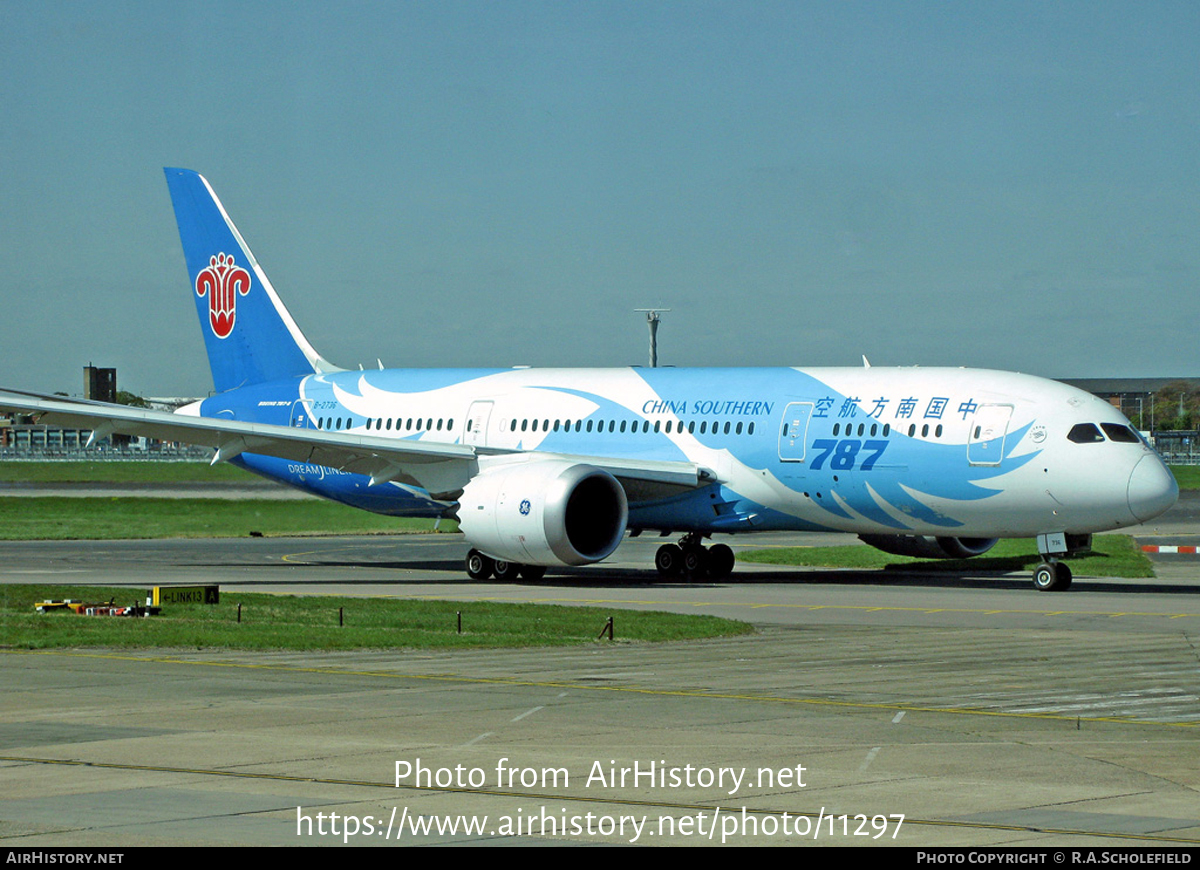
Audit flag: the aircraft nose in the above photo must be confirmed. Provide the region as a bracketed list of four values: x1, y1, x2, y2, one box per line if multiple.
[1127, 455, 1178, 523]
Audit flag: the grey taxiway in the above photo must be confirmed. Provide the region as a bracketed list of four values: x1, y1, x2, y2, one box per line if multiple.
[1, 499, 1199, 847]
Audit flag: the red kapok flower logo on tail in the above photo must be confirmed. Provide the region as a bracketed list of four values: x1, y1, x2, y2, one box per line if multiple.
[196, 252, 251, 339]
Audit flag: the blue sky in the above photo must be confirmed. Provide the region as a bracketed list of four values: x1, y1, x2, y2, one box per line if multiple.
[2, 1, 1197, 397]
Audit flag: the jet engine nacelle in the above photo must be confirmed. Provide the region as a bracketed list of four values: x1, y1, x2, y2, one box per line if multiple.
[858, 534, 999, 560]
[457, 460, 629, 566]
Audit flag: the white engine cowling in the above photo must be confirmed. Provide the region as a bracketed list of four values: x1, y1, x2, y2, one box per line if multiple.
[457, 460, 629, 566]
[858, 534, 999, 560]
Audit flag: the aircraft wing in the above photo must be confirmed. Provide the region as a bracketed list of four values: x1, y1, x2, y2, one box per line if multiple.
[0, 389, 713, 500]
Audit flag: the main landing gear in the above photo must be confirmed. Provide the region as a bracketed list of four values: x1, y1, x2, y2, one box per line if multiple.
[655, 533, 735, 580]
[465, 549, 546, 582]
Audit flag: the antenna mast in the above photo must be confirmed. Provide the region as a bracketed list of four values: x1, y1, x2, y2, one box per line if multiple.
[634, 308, 670, 367]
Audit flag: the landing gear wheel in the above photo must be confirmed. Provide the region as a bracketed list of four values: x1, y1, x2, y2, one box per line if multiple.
[519, 564, 546, 581]
[655, 544, 684, 577]
[492, 560, 520, 582]
[707, 543, 735, 580]
[465, 549, 493, 580]
[683, 546, 709, 578]
[1053, 561, 1072, 591]
[1032, 561, 1072, 591]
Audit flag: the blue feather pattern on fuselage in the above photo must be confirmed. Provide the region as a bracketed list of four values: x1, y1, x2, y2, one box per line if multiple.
[205, 366, 1036, 532]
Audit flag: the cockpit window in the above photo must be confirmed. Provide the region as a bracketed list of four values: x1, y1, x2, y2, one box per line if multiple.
[1067, 423, 1105, 444]
[1101, 423, 1140, 443]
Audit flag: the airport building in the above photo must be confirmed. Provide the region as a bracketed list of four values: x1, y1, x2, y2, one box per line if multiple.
[0, 366, 208, 459]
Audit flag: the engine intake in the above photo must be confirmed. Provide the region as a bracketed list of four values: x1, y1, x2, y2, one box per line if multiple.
[457, 460, 628, 566]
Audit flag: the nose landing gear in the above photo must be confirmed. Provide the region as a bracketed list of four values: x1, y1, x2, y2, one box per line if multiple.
[1031, 532, 1086, 591]
[1032, 560, 1072, 592]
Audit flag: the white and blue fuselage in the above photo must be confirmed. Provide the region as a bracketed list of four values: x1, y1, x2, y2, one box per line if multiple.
[196, 362, 1174, 541]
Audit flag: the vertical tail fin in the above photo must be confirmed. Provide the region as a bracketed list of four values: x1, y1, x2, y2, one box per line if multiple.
[164, 168, 340, 392]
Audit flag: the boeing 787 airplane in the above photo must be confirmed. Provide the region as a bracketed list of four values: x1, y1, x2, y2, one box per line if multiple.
[0, 169, 1178, 591]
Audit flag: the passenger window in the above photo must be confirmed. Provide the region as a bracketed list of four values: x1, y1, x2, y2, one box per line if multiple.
[748, 422, 754, 435]
[1067, 423, 1105, 444]
[1101, 423, 1139, 443]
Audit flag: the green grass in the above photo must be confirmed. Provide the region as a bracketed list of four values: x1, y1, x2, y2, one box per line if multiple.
[1170, 465, 1200, 491]
[739, 534, 1154, 578]
[0, 585, 753, 651]
[0, 497, 455, 539]
[0, 460, 254, 483]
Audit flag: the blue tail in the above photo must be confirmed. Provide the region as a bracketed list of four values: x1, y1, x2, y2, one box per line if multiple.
[164, 168, 339, 392]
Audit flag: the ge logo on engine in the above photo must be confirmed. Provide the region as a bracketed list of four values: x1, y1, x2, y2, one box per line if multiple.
[519, 499, 531, 515]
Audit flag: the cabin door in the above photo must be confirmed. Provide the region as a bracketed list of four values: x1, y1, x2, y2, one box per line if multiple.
[464, 400, 494, 447]
[778, 402, 814, 462]
[967, 404, 1013, 466]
